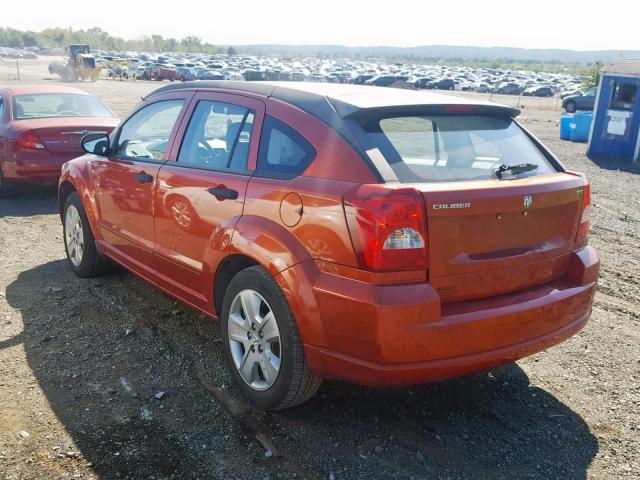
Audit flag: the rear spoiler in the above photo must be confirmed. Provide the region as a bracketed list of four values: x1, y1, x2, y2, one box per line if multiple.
[330, 99, 521, 120]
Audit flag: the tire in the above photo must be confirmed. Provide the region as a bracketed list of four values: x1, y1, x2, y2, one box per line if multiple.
[565, 100, 577, 113]
[0, 168, 17, 198]
[221, 266, 322, 410]
[63, 192, 110, 278]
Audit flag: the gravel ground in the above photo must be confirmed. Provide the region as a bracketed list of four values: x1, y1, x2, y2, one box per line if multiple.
[0, 59, 639, 480]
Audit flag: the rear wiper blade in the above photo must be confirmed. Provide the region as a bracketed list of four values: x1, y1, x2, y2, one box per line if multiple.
[494, 163, 538, 179]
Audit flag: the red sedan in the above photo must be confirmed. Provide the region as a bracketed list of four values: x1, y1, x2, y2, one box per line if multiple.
[0, 85, 119, 196]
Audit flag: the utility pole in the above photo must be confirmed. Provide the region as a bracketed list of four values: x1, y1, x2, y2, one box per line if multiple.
[16, 59, 21, 80]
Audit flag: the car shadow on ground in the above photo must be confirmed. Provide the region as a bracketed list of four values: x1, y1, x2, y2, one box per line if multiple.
[4, 259, 598, 479]
[587, 155, 640, 174]
[0, 186, 58, 217]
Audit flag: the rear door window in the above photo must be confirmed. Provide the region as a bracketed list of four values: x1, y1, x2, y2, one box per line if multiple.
[256, 116, 316, 179]
[363, 115, 555, 182]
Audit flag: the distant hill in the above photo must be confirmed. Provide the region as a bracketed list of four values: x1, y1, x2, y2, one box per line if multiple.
[235, 44, 639, 64]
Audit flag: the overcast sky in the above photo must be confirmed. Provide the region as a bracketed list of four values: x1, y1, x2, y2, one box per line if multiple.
[4, 0, 638, 51]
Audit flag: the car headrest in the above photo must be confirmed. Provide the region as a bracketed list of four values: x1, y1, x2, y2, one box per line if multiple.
[13, 103, 24, 119]
[225, 122, 244, 150]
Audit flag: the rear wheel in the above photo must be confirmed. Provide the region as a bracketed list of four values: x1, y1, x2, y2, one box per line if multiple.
[63, 192, 110, 278]
[221, 266, 322, 410]
[0, 169, 17, 198]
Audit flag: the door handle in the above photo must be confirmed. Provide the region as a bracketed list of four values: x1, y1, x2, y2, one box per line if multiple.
[207, 187, 239, 200]
[133, 172, 153, 183]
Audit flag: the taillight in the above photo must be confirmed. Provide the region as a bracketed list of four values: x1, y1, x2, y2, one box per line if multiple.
[343, 184, 428, 271]
[16, 131, 45, 150]
[575, 183, 591, 243]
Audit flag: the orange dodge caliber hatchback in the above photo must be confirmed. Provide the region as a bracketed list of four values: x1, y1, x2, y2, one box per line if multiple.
[59, 82, 599, 409]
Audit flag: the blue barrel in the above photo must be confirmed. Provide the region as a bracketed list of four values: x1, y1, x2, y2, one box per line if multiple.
[560, 113, 573, 140]
[570, 111, 593, 142]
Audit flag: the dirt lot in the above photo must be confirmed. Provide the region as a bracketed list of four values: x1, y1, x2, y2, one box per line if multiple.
[1, 58, 639, 480]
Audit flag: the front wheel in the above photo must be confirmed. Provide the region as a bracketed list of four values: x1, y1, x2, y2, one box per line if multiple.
[221, 266, 322, 410]
[63, 192, 110, 278]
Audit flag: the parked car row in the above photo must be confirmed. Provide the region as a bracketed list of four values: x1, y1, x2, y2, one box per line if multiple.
[86, 50, 586, 97]
[0, 47, 38, 59]
[1, 81, 599, 412]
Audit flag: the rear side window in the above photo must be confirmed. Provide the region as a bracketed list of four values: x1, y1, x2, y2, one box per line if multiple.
[257, 116, 316, 179]
[362, 115, 555, 183]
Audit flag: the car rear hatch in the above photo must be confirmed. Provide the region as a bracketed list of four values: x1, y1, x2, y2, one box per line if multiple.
[347, 101, 587, 302]
[416, 174, 585, 302]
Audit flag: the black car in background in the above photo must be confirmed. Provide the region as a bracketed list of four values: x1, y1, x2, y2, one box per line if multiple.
[496, 82, 523, 95]
[523, 86, 555, 97]
[436, 78, 457, 90]
[353, 74, 375, 84]
[413, 77, 434, 89]
[366, 75, 399, 86]
[562, 88, 597, 113]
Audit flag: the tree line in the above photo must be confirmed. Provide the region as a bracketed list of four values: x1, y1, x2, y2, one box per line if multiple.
[0, 27, 228, 54]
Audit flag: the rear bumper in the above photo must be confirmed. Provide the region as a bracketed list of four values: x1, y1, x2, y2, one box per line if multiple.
[285, 246, 598, 386]
[305, 306, 591, 386]
[3, 151, 73, 184]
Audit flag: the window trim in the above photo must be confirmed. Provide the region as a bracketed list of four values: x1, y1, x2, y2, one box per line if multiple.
[174, 99, 256, 176]
[255, 115, 317, 180]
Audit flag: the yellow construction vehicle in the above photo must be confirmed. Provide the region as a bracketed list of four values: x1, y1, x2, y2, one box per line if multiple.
[61, 44, 100, 82]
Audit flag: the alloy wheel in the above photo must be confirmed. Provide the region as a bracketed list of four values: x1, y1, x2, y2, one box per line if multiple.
[65, 205, 84, 267]
[227, 289, 281, 391]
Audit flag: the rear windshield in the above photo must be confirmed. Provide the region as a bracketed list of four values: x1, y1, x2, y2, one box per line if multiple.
[361, 115, 555, 182]
[12, 93, 114, 120]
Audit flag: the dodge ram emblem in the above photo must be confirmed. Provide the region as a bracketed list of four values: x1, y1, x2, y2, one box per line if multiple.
[523, 195, 533, 209]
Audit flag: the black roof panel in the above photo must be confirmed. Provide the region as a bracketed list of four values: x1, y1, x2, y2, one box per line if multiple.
[147, 81, 521, 122]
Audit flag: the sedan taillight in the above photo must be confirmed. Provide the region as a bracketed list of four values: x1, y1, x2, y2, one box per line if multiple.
[16, 130, 45, 150]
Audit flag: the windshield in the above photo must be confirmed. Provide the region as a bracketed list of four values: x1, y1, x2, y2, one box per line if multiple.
[12, 93, 114, 120]
[361, 114, 555, 182]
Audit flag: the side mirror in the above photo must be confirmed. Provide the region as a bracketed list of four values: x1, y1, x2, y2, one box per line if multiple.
[81, 133, 110, 156]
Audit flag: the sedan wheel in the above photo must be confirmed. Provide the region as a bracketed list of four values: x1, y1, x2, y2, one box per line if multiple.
[0, 169, 17, 198]
[65, 205, 84, 267]
[228, 289, 281, 391]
